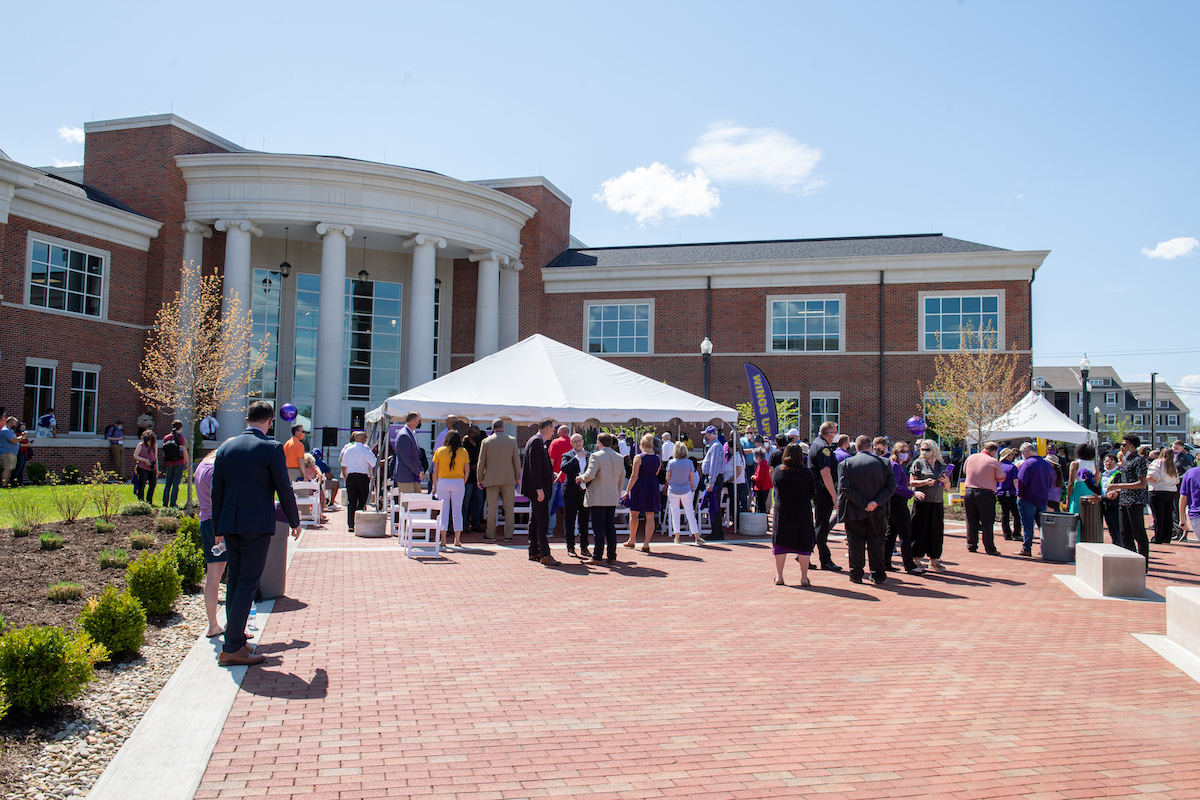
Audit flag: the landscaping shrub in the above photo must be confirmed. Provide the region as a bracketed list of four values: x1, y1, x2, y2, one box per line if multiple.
[126, 550, 181, 614]
[39, 533, 64, 551]
[26, 463, 48, 485]
[60, 465, 81, 485]
[98, 547, 129, 569]
[47, 582, 83, 603]
[46, 476, 89, 524]
[119, 501, 154, 517]
[2, 489, 46, 530]
[157, 506, 184, 519]
[178, 515, 201, 550]
[12, 526, 31, 538]
[88, 465, 123, 522]
[95, 519, 114, 534]
[129, 532, 155, 550]
[0, 625, 108, 713]
[155, 516, 180, 533]
[166, 536, 206, 588]
[79, 585, 146, 656]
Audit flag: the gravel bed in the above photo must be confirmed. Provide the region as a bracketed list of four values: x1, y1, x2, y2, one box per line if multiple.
[3, 593, 208, 800]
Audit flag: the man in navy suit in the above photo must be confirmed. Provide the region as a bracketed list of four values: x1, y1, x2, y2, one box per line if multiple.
[522, 417, 558, 566]
[212, 401, 301, 666]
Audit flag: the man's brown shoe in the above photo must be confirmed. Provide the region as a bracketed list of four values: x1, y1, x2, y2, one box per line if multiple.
[219, 649, 266, 666]
[541, 556, 560, 566]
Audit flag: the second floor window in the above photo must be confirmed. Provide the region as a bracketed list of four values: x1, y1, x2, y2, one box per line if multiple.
[29, 240, 104, 317]
[587, 303, 650, 354]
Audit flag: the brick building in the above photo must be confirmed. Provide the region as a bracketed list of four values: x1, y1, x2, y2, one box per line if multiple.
[1, 113, 1048, 476]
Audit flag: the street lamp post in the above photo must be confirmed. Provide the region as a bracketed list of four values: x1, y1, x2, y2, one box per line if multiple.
[1080, 355, 1091, 432]
[701, 337, 713, 400]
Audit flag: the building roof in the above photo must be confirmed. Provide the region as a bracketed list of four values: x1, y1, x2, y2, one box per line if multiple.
[1031, 365, 1123, 390]
[1125, 382, 1190, 414]
[40, 172, 148, 218]
[546, 233, 1006, 269]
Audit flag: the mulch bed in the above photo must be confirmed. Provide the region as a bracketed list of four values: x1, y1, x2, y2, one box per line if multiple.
[0, 513, 196, 791]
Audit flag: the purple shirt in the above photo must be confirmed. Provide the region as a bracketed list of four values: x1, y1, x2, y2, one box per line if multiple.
[997, 461, 1018, 497]
[194, 457, 215, 522]
[890, 460, 913, 500]
[834, 448, 851, 465]
[1016, 455, 1056, 508]
[1180, 466, 1200, 519]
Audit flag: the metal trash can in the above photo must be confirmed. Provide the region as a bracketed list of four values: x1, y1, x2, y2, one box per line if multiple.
[1040, 512, 1078, 562]
[259, 521, 291, 599]
[1078, 500, 1104, 544]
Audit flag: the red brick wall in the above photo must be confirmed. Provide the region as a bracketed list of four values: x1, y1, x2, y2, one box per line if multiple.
[1, 215, 154, 448]
[82, 125, 234, 321]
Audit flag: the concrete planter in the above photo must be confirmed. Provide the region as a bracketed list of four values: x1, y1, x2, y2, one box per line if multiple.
[354, 511, 388, 538]
[740, 512, 768, 536]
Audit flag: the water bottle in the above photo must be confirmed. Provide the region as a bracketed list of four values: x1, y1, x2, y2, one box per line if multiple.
[248, 603, 258, 632]
[211, 541, 226, 557]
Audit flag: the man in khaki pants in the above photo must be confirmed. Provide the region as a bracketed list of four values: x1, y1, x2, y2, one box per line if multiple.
[478, 418, 520, 541]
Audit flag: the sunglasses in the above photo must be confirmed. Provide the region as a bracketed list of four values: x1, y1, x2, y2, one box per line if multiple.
[919, 447, 933, 452]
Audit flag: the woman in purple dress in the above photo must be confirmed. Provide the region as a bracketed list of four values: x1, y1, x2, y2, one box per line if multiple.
[623, 433, 662, 552]
[771, 443, 815, 586]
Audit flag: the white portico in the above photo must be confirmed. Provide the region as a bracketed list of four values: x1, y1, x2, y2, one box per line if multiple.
[176, 153, 534, 440]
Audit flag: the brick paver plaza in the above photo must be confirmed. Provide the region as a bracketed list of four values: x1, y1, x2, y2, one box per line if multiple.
[195, 514, 1200, 799]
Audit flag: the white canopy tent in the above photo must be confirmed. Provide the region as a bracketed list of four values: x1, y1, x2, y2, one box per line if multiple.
[974, 391, 1098, 445]
[365, 334, 738, 426]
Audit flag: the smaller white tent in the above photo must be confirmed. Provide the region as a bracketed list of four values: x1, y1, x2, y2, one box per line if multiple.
[365, 334, 737, 426]
[976, 391, 1097, 444]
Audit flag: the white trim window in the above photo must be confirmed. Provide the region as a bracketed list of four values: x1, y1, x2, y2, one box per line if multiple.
[1168, 414, 1179, 426]
[920, 291, 1003, 351]
[1157, 400, 1169, 409]
[69, 367, 99, 434]
[768, 294, 844, 353]
[28, 237, 106, 318]
[1105, 413, 1117, 426]
[1105, 392, 1117, 406]
[809, 392, 840, 443]
[345, 278, 402, 403]
[774, 392, 802, 435]
[1133, 413, 1145, 426]
[585, 300, 652, 354]
[24, 361, 56, 428]
[1138, 400, 1151, 409]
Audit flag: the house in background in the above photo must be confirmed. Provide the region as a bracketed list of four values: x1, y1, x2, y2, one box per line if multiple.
[1031, 366, 1190, 448]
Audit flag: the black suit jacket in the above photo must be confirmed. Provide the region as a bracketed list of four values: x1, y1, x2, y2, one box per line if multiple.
[521, 434, 553, 500]
[837, 451, 897, 523]
[212, 427, 301, 535]
[560, 449, 587, 500]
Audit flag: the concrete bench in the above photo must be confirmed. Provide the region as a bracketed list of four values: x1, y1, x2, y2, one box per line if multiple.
[1167, 587, 1200, 658]
[1076, 543, 1145, 598]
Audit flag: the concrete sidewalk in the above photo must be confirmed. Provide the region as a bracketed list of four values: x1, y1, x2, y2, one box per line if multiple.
[194, 513, 1200, 799]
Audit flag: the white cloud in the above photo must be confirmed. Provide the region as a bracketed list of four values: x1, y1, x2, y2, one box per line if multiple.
[1180, 374, 1200, 390]
[57, 125, 84, 144]
[686, 123, 823, 192]
[51, 158, 81, 167]
[1141, 237, 1198, 259]
[593, 162, 719, 225]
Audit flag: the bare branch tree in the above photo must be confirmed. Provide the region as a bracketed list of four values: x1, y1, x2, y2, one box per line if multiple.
[920, 321, 1027, 447]
[130, 259, 267, 511]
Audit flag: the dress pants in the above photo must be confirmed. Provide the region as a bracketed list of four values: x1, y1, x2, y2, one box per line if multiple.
[1119, 504, 1149, 567]
[814, 491, 836, 565]
[998, 495, 1021, 540]
[110, 443, 125, 478]
[1102, 500, 1122, 545]
[485, 484, 516, 539]
[668, 490, 701, 537]
[222, 531, 272, 655]
[964, 488, 997, 551]
[1149, 491, 1175, 544]
[528, 495, 550, 559]
[846, 512, 887, 581]
[563, 494, 588, 551]
[590, 505, 617, 561]
[344, 472, 369, 529]
[438, 478, 465, 536]
[885, 496, 918, 571]
[707, 475, 726, 536]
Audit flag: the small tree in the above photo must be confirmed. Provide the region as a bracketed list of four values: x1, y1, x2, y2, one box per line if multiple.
[131, 259, 267, 512]
[736, 398, 800, 438]
[88, 464, 123, 522]
[1100, 414, 1140, 445]
[919, 321, 1027, 448]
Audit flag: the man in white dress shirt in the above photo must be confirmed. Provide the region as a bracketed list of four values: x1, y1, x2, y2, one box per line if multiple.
[339, 431, 377, 533]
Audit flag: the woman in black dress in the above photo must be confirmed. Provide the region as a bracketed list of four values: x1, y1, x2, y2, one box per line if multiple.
[771, 443, 815, 586]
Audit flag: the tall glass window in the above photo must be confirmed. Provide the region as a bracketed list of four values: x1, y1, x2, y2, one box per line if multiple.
[23, 365, 55, 428]
[771, 299, 840, 352]
[923, 295, 999, 351]
[292, 273, 321, 423]
[69, 368, 99, 434]
[344, 278, 402, 402]
[249, 269, 281, 402]
[433, 281, 442, 378]
[810, 395, 840, 443]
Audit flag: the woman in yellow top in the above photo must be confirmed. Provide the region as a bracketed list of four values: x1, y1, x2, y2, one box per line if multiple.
[431, 430, 469, 547]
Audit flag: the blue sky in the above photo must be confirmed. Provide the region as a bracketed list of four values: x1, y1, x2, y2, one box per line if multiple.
[6, 0, 1198, 412]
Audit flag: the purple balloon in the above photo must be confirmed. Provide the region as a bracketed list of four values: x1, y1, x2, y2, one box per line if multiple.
[906, 416, 927, 436]
[279, 402, 298, 422]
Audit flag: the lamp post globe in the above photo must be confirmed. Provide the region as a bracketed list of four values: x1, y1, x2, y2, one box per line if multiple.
[700, 337, 713, 400]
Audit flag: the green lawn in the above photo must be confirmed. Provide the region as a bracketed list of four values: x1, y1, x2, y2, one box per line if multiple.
[0, 484, 147, 528]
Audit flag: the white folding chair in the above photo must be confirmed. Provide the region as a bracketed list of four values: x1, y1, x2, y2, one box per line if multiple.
[292, 480, 321, 528]
[385, 486, 402, 537]
[511, 494, 532, 534]
[402, 496, 442, 557]
[400, 492, 435, 542]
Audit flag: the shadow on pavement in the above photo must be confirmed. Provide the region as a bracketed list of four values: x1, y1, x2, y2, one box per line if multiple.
[242, 667, 328, 700]
[650, 551, 705, 562]
[258, 638, 312, 655]
[800, 584, 881, 601]
[268, 598, 310, 614]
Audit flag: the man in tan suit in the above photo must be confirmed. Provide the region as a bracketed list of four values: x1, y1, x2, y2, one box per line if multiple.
[477, 418, 521, 541]
[579, 432, 625, 566]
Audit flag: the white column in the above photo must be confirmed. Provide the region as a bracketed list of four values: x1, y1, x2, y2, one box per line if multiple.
[470, 250, 507, 360]
[402, 233, 446, 389]
[314, 222, 354, 436]
[180, 220, 212, 301]
[498, 260, 522, 349]
[213, 218, 262, 441]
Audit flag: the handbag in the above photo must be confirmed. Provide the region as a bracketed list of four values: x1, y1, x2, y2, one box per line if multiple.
[618, 493, 631, 508]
